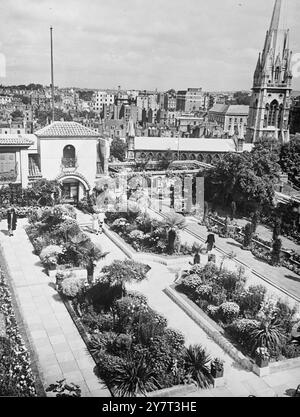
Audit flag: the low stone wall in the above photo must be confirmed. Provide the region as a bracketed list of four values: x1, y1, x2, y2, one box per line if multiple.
[141, 383, 197, 397]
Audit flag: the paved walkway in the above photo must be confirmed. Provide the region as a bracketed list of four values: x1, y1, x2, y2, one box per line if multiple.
[78, 211, 300, 397]
[148, 207, 300, 304]
[0, 219, 110, 397]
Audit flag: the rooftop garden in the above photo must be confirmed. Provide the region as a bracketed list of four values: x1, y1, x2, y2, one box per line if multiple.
[55, 258, 223, 396]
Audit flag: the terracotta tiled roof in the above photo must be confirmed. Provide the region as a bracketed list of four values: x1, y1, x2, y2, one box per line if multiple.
[0, 134, 34, 146]
[35, 121, 100, 137]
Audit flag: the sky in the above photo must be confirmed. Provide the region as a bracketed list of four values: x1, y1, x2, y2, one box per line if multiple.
[0, 0, 299, 91]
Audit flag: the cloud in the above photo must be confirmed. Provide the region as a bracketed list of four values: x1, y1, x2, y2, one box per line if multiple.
[0, 0, 299, 91]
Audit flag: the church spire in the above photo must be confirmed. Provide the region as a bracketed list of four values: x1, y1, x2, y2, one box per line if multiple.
[269, 0, 282, 33]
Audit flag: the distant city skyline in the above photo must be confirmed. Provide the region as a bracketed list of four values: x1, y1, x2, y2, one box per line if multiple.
[1, 0, 299, 91]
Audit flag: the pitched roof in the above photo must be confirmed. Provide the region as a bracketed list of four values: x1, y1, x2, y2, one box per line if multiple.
[35, 121, 100, 138]
[134, 137, 237, 153]
[226, 105, 249, 115]
[209, 104, 229, 113]
[0, 134, 34, 146]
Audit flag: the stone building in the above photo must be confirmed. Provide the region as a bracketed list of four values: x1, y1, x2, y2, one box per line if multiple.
[246, 0, 293, 143]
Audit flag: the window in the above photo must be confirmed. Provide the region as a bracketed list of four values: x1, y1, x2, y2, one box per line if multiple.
[62, 145, 76, 167]
[0, 152, 16, 173]
[268, 100, 279, 126]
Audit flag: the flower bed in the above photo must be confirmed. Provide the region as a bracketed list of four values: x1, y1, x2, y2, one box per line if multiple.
[54, 258, 219, 396]
[176, 263, 300, 363]
[25, 205, 105, 282]
[0, 268, 36, 396]
[105, 211, 202, 256]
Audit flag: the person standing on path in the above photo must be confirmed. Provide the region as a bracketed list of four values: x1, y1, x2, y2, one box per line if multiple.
[97, 211, 106, 234]
[205, 233, 215, 253]
[92, 212, 100, 235]
[7, 207, 17, 237]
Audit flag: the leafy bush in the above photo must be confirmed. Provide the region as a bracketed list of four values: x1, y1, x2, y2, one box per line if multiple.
[101, 260, 149, 287]
[81, 308, 115, 333]
[195, 285, 213, 303]
[111, 334, 133, 354]
[40, 245, 63, 269]
[226, 319, 260, 348]
[95, 350, 127, 384]
[282, 342, 300, 359]
[217, 270, 245, 298]
[179, 274, 203, 295]
[218, 302, 240, 323]
[235, 285, 266, 317]
[59, 277, 86, 298]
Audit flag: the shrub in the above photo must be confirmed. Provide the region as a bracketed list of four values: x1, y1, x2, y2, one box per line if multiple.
[40, 245, 63, 269]
[207, 305, 219, 319]
[126, 291, 148, 305]
[81, 308, 115, 333]
[101, 260, 149, 287]
[95, 351, 127, 383]
[218, 302, 240, 323]
[243, 223, 253, 248]
[271, 238, 282, 266]
[180, 274, 203, 294]
[198, 263, 219, 283]
[89, 331, 118, 355]
[226, 319, 260, 348]
[249, 320, 286, 354]
[195, 285, 213, 303]
[111, 334, 133, 354]
[217, 270, 245, 298]
[282, 343, 300, 359]
[59, 277, 86, 298]
[236, 285, 266, 317]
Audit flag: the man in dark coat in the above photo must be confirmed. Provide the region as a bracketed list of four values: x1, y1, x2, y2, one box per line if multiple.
[205, 233, 215, 252]
[7, 208, 17, 236]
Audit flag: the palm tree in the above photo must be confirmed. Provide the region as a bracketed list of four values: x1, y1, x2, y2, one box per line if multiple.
[163, 213, 186, 254]
[249, 320, 286, 353]
[67, 233, 108, 283]
[183, 344, 214, 388]
[105, 356, 160, 397]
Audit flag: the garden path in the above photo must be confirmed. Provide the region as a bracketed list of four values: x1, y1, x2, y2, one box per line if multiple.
[79, 212, 300, 397]
[148, 207, 300, 304]
[0, 218, 110, 397]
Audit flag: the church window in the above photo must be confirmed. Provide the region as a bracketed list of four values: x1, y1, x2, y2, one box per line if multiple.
[275, 67, 280, 82]
[268, 100, 279, 127]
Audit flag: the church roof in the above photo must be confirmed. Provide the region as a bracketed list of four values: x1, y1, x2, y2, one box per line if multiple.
[134, 137, 254, 153]
[226, 105, 249, 115]
[0, 134, 34, 146]
[209, 104, 229, 113]
[35, 121, 100, 138]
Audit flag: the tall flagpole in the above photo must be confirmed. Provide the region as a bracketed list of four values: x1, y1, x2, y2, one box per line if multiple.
[50, 26, 55, 123]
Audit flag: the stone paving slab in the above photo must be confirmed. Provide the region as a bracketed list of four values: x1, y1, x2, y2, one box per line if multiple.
[0, 219, 110, 398]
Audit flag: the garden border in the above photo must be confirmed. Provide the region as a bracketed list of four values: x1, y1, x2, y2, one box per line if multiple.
[164, 284, 300, 377]
[0, 244, 46, 397]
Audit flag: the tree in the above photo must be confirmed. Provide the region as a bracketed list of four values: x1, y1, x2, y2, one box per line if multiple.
[162, 213, 186, 254]
[271, 238, 282, 266]
[11, 109, 23, 119]
[279, 135, 300, 187]
[183, 345, 213, 388]
[243, 223, 253, 249]
[251, 210, 260, 233]
[230, 201, 236, 220]
[101, 260, 148, 295]
[110, 138, 127, 162]
[66, 233, 108, 283]
[272, 216, 282, 241]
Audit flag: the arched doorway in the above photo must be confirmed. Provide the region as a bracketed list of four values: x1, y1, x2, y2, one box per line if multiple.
[57, 173, 90, 205]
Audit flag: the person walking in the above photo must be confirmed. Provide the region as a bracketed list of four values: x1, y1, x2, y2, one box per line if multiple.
[7, 207, 17, 237]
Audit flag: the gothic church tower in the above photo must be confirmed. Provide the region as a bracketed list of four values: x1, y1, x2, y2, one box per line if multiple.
[246, 0, 293, 143]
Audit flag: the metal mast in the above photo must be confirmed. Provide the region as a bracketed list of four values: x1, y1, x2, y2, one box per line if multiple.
[50, 26, 55, 122]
